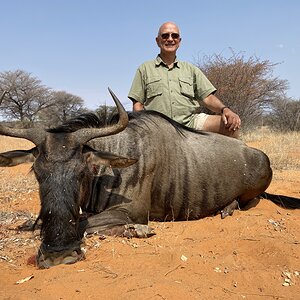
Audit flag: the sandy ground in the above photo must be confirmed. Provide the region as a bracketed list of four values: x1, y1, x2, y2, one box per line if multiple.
[0, 140, 299, 300]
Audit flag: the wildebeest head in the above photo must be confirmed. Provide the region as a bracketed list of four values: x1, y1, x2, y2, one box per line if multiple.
[0, 89, 137, 268]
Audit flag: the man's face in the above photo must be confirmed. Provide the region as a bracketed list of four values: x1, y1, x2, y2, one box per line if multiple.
[156, 23, 181, 55]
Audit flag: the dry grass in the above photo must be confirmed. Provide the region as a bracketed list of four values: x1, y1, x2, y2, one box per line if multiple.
[242, 127, 300, 171]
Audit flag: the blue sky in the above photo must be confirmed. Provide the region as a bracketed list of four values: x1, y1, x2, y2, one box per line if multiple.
[1, 0, 299, 111]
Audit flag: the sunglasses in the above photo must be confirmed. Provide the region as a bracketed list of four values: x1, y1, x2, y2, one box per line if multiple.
[160, 33, 180, 40]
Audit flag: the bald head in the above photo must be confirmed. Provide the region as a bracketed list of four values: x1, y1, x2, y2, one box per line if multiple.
[157, 22, 180, 37]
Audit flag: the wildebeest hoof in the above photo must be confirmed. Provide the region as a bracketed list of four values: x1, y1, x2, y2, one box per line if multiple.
[221, 200, 240, 219]
[123, 224, 156, 238]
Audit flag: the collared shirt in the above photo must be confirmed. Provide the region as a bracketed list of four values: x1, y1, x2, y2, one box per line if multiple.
[128, 55, 216, 126]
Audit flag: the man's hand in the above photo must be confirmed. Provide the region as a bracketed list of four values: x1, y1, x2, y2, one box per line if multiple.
[203, 95, 242, 133]
[221, 107, 241, 131]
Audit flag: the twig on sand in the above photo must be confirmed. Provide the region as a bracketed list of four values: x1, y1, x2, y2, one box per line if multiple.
[164, 264, 182, 276]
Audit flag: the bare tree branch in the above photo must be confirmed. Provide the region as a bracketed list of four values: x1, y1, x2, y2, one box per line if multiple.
[195, 50, 289, 131]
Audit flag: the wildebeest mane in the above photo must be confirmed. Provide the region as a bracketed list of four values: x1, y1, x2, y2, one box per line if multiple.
[46, 110, 206, 137]
[47, 113, 103, 133]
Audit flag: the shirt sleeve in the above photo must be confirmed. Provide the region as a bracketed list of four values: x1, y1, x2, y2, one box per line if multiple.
[194, 67, 217, 101]
[128, 68, 146, 104]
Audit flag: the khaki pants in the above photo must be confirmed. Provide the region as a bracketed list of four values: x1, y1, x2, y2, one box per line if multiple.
[193, 113, 209, 130]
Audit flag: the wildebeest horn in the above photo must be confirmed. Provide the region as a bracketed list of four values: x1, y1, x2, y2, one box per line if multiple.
[75, 88, 129, 144]
[0, 91, 45, 145]
[0, 125, 45, 145]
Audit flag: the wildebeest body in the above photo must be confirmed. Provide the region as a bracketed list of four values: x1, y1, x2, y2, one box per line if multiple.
[84, 112, 272, 233]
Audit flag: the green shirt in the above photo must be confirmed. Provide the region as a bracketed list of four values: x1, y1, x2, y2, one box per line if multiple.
[128, 56, 216, 127]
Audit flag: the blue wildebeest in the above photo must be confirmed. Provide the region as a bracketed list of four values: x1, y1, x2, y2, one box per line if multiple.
[0, 89, 299, 268]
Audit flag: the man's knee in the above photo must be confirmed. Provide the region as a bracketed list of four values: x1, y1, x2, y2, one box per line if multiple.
[199, 115, 239, 138]
[200, 115, 222, 132]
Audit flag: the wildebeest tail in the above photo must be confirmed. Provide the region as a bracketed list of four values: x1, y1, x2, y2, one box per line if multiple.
[260, 192, 300, 209]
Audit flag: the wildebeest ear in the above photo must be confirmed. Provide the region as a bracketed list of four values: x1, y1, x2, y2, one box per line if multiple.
[0, 148, 36, 167]
[87, 151, 138, 168]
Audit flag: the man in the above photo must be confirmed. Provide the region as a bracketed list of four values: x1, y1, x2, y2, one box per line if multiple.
[128, 21, 241, 137]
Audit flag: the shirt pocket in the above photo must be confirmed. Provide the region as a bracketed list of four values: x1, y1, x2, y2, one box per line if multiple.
[179, 76, 195, 99]
[146, 76, 162, 99]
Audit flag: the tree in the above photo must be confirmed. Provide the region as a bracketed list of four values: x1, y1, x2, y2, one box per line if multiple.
[195, 50, 289, 131]
[268, 98, 300, 131]
[39, 91, 87, 126]
[0, 70, 52, 124]
[95, 105, 118, 126]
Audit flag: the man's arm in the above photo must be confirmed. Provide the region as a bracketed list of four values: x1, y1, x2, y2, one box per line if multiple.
[132, 100, 144, 112]
[203, 94, 241, 131]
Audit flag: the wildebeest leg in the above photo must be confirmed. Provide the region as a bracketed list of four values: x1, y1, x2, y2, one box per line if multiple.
[82, 210, 155, 238]
[220, 200, 240, 219]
